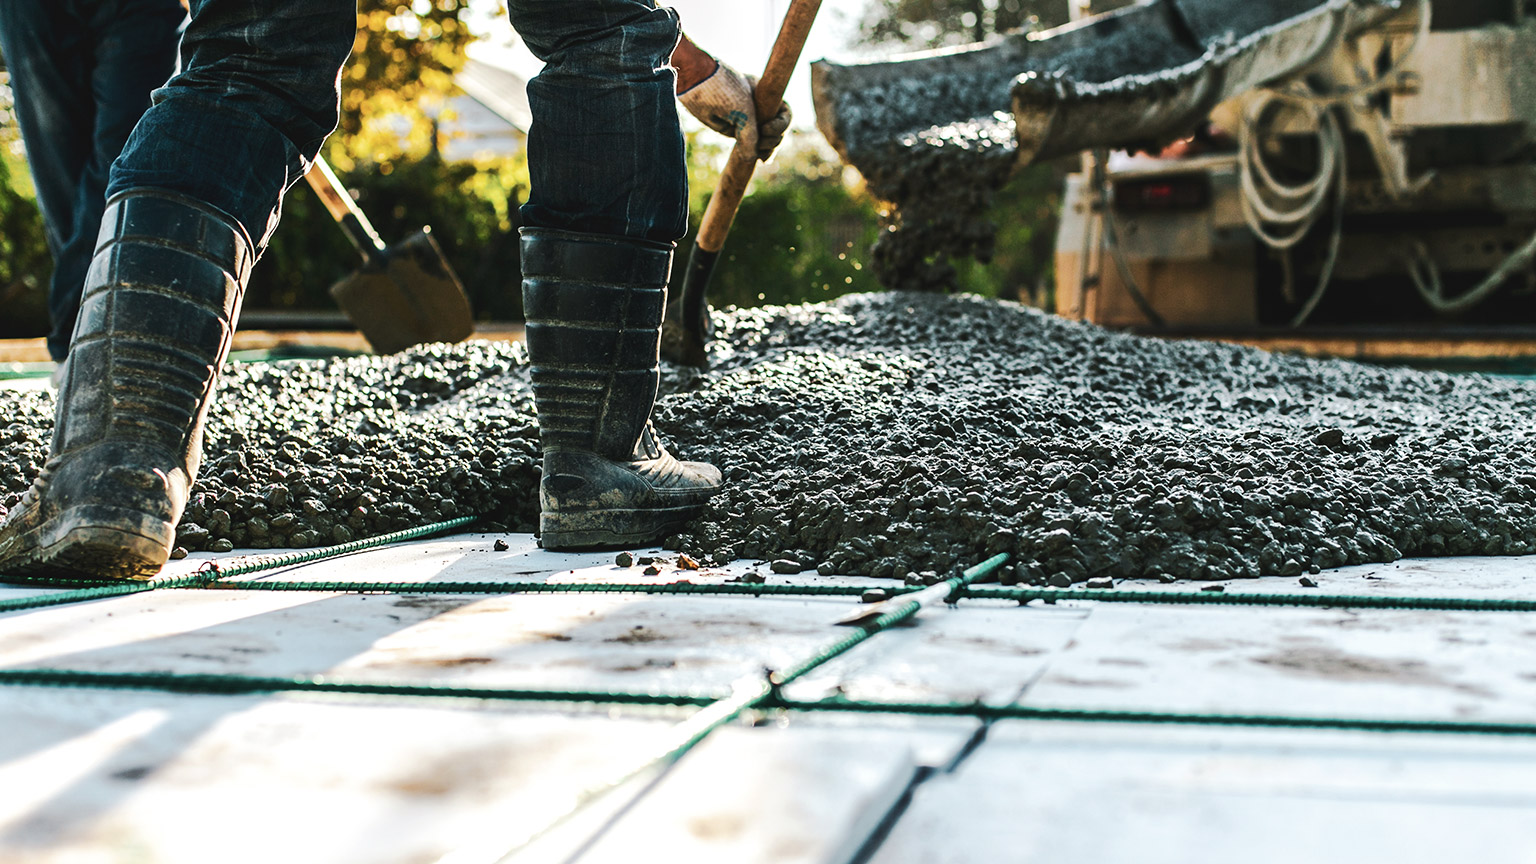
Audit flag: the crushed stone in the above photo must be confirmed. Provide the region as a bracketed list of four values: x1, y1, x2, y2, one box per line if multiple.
[1, 340, 538, 555]
[3, 292, 1536, 584]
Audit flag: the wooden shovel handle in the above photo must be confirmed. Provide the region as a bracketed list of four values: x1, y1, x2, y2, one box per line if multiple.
[694, 0, 823, 253]
[304, 157, 387, 257]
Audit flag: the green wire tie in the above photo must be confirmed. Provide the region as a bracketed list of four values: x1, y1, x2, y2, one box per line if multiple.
[12, 560, 1536, 617]
[205, 579, 1536, 615]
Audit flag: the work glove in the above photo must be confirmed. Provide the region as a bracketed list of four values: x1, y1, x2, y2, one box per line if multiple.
[679, 60, 794, 162]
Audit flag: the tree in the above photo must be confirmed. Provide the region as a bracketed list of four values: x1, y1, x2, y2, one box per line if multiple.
[333, 0, 480, 166]
[240, 1, 511, 315]
[854, 0, 1070, 50]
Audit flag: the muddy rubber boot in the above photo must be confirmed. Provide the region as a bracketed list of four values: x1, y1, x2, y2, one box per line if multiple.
[522, 228, 722, 550]
[0, 190, 252, 582]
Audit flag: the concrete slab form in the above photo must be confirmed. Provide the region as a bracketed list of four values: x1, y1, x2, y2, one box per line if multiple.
[4, 533, 1536, 862]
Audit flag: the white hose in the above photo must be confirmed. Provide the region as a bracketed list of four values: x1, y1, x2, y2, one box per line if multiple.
[1409, 231, 1536, 315]
[1238, 96, 1343, 251]
[1237, 0, 1431, 325]
[1273, 0, 1434, 109]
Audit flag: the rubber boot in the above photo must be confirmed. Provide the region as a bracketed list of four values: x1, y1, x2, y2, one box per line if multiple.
[521, 228, 722, 550]
[0, 190, 252, 582]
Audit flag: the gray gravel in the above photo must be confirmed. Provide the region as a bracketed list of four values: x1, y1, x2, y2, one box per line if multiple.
[5, 291, 1536, 583]
[1, 341, 540, 555]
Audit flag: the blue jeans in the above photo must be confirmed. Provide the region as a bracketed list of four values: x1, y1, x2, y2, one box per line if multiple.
[106, 0, 684, 275]
[0, 0, 185, 362]
[510, 0, 688, 244]
[105, 0, 356, 249]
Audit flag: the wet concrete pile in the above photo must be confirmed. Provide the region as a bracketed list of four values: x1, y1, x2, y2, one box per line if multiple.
[666, 293, 1536, 583]
[0, 342, 542, 556]
[5, 291, 1536, 583]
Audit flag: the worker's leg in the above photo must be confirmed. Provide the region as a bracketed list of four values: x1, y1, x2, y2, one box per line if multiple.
[46, 0, 187, 367]
[0, 2, 95, 363]
[106, 0, 355, 246]
[506, 0, 719, 550]
[508, 0, 688, 242]
[0, 0, 184, 365]
[0, 0, 355, 582]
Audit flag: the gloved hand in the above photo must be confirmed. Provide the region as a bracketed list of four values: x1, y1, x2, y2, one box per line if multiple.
[679, 60, 794, 162]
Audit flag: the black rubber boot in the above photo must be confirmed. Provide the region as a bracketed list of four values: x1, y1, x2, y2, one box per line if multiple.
[522, 228, 722, 550]
[0, 190, 252, 582]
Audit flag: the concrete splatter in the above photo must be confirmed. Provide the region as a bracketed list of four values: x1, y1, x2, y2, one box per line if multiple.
[816, 50, 1023, 292]
[811, 0, 1400, 291]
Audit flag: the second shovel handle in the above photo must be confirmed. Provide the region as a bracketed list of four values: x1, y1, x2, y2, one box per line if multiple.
[304, 157, 387, 262]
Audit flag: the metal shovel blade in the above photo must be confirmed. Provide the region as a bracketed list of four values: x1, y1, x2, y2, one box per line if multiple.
[660, 244, 716, 368]
[328, 228, 474, 355]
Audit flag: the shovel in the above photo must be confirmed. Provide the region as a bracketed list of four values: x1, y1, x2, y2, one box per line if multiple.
[304, 157, 475, 355]
[660, 0, 823, 368]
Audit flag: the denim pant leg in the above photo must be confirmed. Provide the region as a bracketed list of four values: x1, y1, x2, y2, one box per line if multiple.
[0, 0, 182, 361]
[0, 3, 92, 262]
[105, 0, 355, 249]
[507, 0, 688, 244]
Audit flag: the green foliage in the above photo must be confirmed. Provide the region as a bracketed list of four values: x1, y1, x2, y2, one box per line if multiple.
[855, 0, 1070, 49]
[679, 137, 884, 309]
[249, 154, 523, 319]
[247, 0, 506, 317]
[0, 73, 50, 338]
[336, 0, 478, 166]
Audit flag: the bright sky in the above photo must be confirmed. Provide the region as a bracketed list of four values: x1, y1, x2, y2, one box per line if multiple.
[466, 0, 873, 129]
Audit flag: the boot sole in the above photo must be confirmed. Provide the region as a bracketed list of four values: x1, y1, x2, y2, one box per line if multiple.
[539, 504, 704, 551]
[0, 506, 173, 584]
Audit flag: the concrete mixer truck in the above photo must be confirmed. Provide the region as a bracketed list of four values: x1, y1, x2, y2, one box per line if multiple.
[813, 0, 1535, 353]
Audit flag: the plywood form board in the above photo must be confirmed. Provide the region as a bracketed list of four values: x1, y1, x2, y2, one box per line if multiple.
[1018, 602, 1536, 721]
[578, 725, 920, 864]
[0, 687, 687, 864]
[0, 587, 869, 696]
